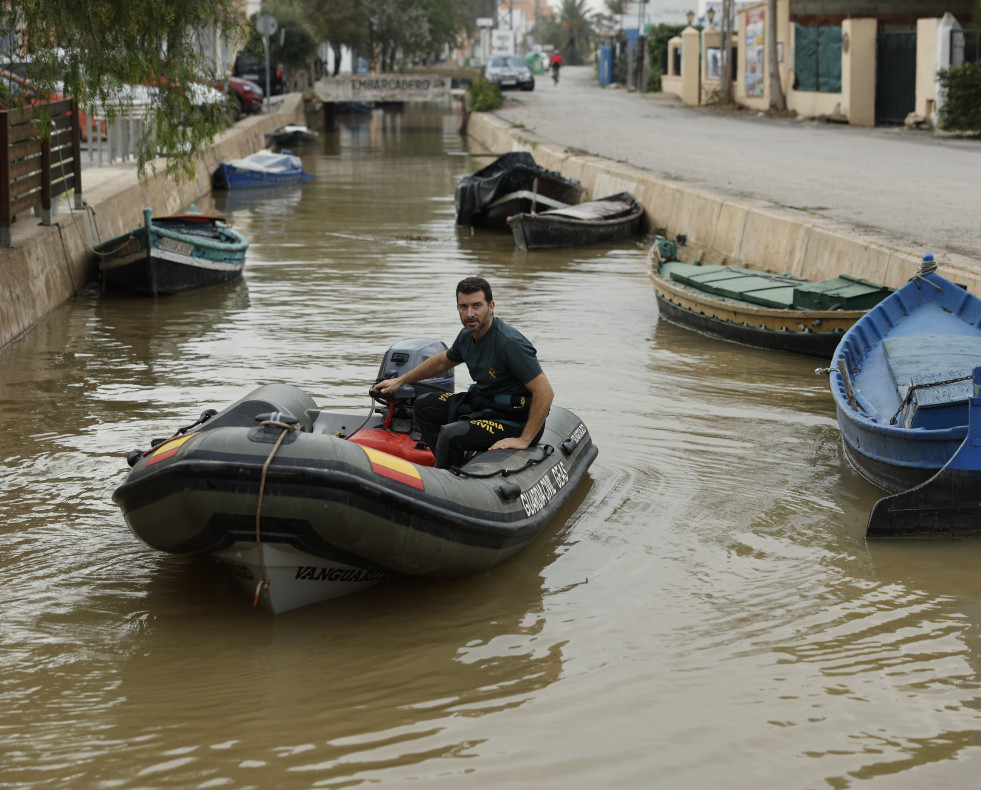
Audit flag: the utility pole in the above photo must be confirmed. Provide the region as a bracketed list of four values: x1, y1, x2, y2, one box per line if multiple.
[720, 0, 733, 103]
[767, 0, 786, 110]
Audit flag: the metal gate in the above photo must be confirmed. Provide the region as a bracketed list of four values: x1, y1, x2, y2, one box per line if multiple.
[950, 28, 981, 66]
[875, 32, 916, 125]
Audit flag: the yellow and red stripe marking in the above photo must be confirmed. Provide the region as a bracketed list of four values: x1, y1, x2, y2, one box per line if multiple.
[360, 445, 424, 490]
[146, 433, 197, 466]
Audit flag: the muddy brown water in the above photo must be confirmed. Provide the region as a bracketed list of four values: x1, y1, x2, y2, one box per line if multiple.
[3, 105, 981, 789]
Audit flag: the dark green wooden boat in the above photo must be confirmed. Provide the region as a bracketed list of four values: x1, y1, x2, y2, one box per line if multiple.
[648, 238, 893, 357]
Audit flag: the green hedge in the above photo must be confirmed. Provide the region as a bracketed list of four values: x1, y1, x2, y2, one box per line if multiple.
[938, 61, 981, 132]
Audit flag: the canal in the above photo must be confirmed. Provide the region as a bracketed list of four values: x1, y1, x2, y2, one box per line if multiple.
[3, 103, 981, 788]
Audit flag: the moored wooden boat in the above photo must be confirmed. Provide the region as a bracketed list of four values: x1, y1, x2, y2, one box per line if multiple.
[828, 256, 981, 536]
[212, 149, 314, 189]
[647, 237, 893, 358]
[112, 339, 598, 613]
[507, 192, 646, 250]
[96, 207, 249, 295]
[265, 123, 319, 147]
[454, 152, 585, 230]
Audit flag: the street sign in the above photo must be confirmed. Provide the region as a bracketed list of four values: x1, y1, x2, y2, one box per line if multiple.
[491, 29, 515, 55]
[256, 13, 278, 37]
[476, 17, 494, 27]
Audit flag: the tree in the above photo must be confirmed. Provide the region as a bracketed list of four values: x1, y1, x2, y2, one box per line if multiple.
[362, 0, 465, 71]
[242, 1, 319, 72]
[538, 0, 596, 65]
[301, 0, 369, 77]
[0, 0, 249, 182]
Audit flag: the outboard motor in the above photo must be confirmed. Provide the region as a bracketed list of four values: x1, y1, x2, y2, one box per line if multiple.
[375, 338, 454, 435]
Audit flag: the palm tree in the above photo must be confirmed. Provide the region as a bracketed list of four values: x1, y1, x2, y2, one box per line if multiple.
[540, 0, 596, 65]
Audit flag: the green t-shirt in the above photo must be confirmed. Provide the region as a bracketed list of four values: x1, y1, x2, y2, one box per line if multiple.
[446, 317, 542, 397]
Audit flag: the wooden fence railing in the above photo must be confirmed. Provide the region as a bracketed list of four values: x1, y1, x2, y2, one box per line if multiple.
[0, 98, 83, 247]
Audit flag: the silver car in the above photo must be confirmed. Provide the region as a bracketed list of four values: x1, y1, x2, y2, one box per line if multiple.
[484, 55, 535, 91]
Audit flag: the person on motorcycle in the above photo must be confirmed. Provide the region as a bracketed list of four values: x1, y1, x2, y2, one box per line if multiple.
[549, 51, 564, 84]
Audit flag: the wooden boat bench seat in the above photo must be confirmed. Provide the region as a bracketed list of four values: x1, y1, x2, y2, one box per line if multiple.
[540, 198, 636, 222]
[665, 263, 801, 309]
[883, 334, 981, 429]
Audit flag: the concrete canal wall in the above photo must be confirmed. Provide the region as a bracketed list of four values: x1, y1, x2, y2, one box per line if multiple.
[465, 111, 981, 295]
[0, 96, 307, 354]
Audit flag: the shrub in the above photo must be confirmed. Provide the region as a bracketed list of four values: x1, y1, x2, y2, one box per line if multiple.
[645, 64, 663, 92]
[468, 79, 502, 112]
[938, 61, 981, 132]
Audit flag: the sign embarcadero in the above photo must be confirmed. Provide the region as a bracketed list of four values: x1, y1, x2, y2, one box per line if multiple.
[316, 74, 451, 103]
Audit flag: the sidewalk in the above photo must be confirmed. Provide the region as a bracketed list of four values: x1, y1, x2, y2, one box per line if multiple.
[492, 66, 981, 269]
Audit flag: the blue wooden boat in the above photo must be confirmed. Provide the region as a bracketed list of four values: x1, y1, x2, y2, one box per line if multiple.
[96, 207, 249, 295]
[212, 149, 314, 190]
[866, 366, 981, 537]
[828, 255, 981, 536]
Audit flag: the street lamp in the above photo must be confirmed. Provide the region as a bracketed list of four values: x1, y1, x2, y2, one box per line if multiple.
[707, 7, 715, 27]
[686, 10, 694, 25]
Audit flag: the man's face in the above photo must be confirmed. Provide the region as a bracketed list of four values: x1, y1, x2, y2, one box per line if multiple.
[457, 290, 494, 338]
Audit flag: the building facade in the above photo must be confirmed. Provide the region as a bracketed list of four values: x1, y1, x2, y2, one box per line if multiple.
[661, 0, 975, 126]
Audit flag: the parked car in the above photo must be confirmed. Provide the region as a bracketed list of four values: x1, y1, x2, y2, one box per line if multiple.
[232, 54, 284, 97]
[219, 75, 264, 117]
[484, 56, 535, 92]
[0, 68, 65, 108]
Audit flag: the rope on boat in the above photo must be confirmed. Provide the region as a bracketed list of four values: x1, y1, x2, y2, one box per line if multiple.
[889, 373, 971, 425]
[148, 409, 218, 449]
[910, 253, 943, 291]
[253, 418, 301, 606]
[449, 443, 554, 478]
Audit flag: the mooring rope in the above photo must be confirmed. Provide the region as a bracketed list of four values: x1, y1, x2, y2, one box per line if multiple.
[253, 419, 300, 606]
[910, 253, 943, 291]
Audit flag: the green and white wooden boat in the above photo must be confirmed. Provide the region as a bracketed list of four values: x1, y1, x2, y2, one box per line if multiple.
[96, 207, 249, 295]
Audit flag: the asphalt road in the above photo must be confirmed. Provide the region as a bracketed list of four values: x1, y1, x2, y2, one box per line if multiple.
[493, 65, 981, 267]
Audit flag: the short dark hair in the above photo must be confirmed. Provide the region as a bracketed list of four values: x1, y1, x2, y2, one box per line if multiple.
[457, 276, 492, 303]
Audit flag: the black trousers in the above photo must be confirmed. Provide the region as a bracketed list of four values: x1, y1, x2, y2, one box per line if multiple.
[415, 391, 537, 469]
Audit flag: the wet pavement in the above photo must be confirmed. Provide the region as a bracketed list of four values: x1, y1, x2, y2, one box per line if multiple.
[492, 66, 981, 268]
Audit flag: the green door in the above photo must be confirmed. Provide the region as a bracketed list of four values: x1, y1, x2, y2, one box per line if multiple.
[876, 32, 916, 125]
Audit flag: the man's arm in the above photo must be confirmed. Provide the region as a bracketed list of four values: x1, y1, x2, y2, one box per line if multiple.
[489, 372, 554, 451]
[373, 351, 457, 394]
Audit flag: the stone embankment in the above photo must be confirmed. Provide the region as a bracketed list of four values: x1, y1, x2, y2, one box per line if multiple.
[0, 95, 307, 353]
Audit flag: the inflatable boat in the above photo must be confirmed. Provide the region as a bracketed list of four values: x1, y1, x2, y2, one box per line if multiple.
[113, 339, 598, 613]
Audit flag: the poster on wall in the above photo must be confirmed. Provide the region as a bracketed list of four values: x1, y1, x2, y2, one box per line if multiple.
[745, 8, 765, 97]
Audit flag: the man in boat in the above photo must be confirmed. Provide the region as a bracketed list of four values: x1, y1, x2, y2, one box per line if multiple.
[373, 276, 554, 469]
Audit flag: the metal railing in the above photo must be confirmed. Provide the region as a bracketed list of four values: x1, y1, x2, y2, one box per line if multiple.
[81, 103, 151, 165]
[950, 29, 981, 66]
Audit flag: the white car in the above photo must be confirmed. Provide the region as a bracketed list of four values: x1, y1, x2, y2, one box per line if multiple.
[484, 56, 535, 92]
